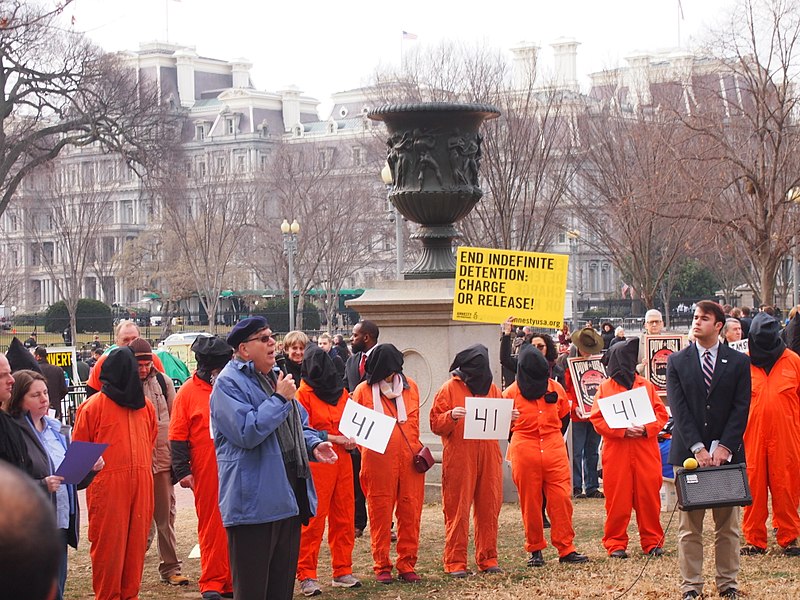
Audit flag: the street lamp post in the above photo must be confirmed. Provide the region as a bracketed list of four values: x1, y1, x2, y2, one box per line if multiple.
[382, 164, 404, 279]
[567, 229, 580, 329]
[281, 218, 300, 331]
[788, 188, 800, 307]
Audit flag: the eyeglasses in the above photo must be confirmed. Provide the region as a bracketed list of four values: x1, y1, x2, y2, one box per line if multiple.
[244, 333, 274, 344]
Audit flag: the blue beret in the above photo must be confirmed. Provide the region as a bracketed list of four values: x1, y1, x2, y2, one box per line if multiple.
[227, 316, 269, 348]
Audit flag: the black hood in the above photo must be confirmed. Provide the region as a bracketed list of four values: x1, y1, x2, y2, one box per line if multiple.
[602, 337, 639, 390]
[366, 344, 404, 384]
[100, 347, 146, 409]
[516, 344, 549, 400]
[301, 345, 344, 405]
[748, 311, 785, 374]
[5, 338, 41, 373]
[449, 344, 493, 396]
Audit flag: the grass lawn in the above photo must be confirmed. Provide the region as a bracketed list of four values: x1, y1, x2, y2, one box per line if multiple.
[64, 492, 799, 599]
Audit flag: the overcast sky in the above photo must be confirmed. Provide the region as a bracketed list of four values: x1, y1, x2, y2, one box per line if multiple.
[68, 0, 733, 114]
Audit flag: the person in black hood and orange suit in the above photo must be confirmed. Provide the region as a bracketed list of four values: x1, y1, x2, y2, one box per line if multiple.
[741, 312, 800, 557]
[430, 344, 504, 577]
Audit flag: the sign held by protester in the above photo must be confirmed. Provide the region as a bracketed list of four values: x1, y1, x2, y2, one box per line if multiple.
[567, 357, 607, 418]
[452, 246, 568, 327]
[463, 397, 514, 440]
[339, 398, 396, 454]
[644, 335, 686, 391]
[728, 339, 749, 354]
[597, 386, 657, 428]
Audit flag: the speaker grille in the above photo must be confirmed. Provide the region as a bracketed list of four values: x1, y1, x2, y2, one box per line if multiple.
[675, 464, 752, 510]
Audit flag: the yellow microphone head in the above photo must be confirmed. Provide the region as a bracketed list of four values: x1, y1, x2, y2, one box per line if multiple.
[683, 457, 699, 470]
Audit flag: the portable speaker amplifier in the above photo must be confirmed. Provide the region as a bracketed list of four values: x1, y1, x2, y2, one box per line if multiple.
[675, 463, 752, 511]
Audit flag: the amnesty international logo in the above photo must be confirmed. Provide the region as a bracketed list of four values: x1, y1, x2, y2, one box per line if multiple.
[452, 246, 568, 327]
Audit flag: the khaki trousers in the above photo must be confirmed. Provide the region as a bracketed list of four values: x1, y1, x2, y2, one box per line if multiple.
[147, 470, 181, 579]
[678, 505, 740, 595]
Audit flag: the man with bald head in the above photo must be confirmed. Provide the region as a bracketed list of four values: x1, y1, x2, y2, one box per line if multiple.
[0, 460, 62, 600]
[85, 320, 165, 396]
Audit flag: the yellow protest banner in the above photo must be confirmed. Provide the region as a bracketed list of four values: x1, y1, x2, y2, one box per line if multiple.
[452, 246, 568, 327]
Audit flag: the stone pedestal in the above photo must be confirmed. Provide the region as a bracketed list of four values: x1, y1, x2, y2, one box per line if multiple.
[347, 279, 518, 503]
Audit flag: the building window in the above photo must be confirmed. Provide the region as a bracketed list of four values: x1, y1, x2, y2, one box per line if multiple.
[198, 161, 207, 178]
[122, 201, 134, 224]
[557, 232, 566, 244]
[31, 280, 42, 305]
[102, 237, 115, 261]
[352, 147, 362, 166]
[226, 117, 236, 135]
[196, 124, 206, 140]
[42, 242, 54, 264]
[236, 154, 246, 172]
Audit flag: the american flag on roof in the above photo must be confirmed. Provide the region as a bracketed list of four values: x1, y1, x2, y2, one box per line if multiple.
[402, 31, 418, 40]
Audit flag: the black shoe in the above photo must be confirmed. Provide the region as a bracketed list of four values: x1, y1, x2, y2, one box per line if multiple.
[609, 549, 628, 559]
[202, 593, 222, 600]
[527, 550, 545, 567]
[719, 588, 741, 599]
[784, 545, 800, 556]
[740, 545, 766, 556]
[648, 547, 664, 557]
[559, 551, 589, 564]
[681, 592, 701, 600]
[587, 490, 605, 499]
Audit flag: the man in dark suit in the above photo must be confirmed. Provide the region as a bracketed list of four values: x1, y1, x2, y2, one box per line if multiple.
[667, 300, 751, 600]
[344, 320, 379, 538]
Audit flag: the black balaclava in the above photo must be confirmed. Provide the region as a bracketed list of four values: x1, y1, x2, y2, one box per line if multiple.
[748, 311, 785, 374]
[602, 337, 639, 390]
[366, 344, 404, 385]
[100, 347, 145, 409]
[450, 344, 493, 396]
[301, 345, 344, 405]
[516, 344, 550, 400]
[192, 336, 233, 384]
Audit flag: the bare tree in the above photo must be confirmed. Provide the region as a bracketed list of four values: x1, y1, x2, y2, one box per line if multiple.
[25, 162, 113, 343]
[0, 246, 21, 306]
[0, 0, 178, 218]
[150, 159, 254, 332]
[371, 40, 578, 252]
[573, 101, 699, 309]
[673, 0, 800, 305]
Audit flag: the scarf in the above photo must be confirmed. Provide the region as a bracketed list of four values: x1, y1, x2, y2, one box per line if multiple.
[748, 311, 785, 375]
[100, 347, 146, 409]
[256, 369, 311, 481]
[371, 374, 407, 423]
[602, 337, 639, 390]
[516, 344, 550, 400]
[449, 344, 493, 396]
[301, 345, 344, 405]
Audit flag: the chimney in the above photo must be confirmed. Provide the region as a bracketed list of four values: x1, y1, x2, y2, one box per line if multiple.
[229, 58, 252, 89]
[174, 48, 198, 108]
[551, 38, 580, 92]
[510, 42, 540, 90]
[279, 86, 301, 132]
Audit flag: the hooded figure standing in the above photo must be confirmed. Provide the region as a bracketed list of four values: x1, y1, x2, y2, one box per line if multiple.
[169, 336, 234, 600]
[351, 344, 425, 584]
[295, 345, 361, 595]
[589, 338, 668, 558]
[504, 344, 589, 567]
[741, 312, 800, 556]
[72, 347, 157, 600]
[430, 344, 504, 577]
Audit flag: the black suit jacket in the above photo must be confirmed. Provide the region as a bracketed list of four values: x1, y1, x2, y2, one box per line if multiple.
[666, 342, 751, 466]
[344, 352, 366, 393]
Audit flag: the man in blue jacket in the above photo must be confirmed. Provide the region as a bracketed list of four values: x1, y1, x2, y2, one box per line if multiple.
[211, 317, 337, 600]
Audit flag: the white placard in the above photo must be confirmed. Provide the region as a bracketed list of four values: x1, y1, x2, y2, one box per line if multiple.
[597, 386, 657, 428]
[463, 397, 514, 440]
[338, 398, 396, 454]
[728, 339, 749, 354]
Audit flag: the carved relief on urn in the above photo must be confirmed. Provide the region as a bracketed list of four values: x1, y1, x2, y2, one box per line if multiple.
[369, 102, 500, 279]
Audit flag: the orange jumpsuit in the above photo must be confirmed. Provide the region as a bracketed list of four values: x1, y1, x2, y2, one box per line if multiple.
[505, 379, 576, 557]
[352, 378, 425, 575]
[88, 351, 165, 391]
[72, 392, 157, 600]
[589, 376, 668, 554]
[430, 377, 503, 573]
[168, 374, 232, 596]
[743, 349, 800, 549]
[295, 381, 355, 580]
